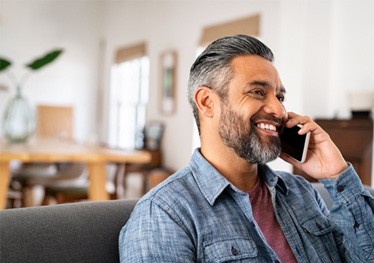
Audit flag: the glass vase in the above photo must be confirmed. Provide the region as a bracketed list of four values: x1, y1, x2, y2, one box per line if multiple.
[2, 86, 35, 143]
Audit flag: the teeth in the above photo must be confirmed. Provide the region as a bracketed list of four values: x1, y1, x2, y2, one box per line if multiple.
[257, 123, 276, 131]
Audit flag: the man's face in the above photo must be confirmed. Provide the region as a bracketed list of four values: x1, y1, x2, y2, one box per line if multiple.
[218, 55, 287, 164]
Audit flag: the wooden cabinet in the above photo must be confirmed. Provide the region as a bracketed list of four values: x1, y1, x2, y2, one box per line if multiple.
[293, 118, 373, 185]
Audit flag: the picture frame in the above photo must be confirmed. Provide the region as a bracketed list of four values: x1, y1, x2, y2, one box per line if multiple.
[160, 50, 177, 115]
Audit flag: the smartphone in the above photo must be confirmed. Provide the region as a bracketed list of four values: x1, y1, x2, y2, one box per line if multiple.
[280, 124, 310, 163]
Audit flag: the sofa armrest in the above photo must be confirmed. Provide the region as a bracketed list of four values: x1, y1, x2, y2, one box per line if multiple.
[0, 199, 138, 263]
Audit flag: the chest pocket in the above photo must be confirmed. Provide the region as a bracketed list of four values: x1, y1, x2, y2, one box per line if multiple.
[204, 238, 258, 263]
[300, 213, 334, 236]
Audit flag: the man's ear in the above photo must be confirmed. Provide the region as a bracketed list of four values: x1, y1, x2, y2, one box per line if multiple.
[194, 86, 216, 118]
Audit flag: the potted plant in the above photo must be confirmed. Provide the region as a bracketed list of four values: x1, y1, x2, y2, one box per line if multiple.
[0, 49, 63, 143]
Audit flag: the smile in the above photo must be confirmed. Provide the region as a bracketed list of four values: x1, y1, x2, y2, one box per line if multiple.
[256, 123, 277, 132]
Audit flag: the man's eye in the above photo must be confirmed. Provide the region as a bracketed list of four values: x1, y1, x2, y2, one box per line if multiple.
[251, 89, 265, 97]
[277, 95, 285, 102]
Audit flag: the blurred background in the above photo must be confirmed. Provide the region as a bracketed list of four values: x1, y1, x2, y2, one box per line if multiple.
[1, 0, 374, 185]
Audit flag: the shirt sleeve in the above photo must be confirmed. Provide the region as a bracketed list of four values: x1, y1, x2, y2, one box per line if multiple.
[119, 198, 196, 262]
[321, 164, 374, 262]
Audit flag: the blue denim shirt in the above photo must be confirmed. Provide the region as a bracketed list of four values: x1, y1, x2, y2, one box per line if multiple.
[119, 149, 374, 262]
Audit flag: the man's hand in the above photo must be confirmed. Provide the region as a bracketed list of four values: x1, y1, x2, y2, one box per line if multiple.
[280, 112, 348, 180]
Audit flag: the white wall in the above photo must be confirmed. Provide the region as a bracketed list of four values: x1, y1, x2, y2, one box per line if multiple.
[1, 0, 374, 182]
[330, 1, 374, 118]
[102, 0, 282, 171]
[0, 0, 104, 142]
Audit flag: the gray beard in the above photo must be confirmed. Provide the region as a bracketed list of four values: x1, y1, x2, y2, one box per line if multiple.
[218, 106, 281, 164]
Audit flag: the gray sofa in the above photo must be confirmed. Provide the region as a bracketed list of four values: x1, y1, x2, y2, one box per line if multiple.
[0, 199, 138, 263]
[0, 184, 373, 263]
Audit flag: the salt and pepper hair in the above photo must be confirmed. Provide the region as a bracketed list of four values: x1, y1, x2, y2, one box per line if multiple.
[187, 34, 274, 133]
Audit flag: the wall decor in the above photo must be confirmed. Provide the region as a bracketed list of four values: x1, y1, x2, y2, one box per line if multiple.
[160, 50, 177, 115]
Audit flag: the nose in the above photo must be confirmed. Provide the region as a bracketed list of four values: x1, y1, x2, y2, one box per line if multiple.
[263, 95, 287, 122]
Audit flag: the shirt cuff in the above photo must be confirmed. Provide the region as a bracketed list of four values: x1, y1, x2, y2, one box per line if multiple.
[320, 163, 365, 206]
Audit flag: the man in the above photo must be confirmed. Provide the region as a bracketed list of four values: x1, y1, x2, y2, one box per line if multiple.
[119, 35, 374, 262]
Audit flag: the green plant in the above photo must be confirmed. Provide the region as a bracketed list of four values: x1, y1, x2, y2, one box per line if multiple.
[0, 49, 63, 90]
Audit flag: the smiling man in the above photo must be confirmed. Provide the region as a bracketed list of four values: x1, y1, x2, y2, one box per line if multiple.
[119, 35, 374, 262]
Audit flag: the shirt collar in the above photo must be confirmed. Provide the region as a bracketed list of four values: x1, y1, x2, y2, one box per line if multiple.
[189, 149, 231, 206]
[189, 148, 289, 205]
[258, 164, 288, 194]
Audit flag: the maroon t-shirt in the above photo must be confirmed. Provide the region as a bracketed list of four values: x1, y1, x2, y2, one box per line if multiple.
[249, 177, 297, 263]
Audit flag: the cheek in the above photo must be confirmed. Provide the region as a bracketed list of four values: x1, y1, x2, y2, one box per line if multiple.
[240, 103, 263, 121]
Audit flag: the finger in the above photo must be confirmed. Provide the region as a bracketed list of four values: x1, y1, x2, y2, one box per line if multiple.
[284, 112, 312, 130]
[298, 121, 318, 135]
[286, 112, 298, 118]
[284, 112, 301, 127]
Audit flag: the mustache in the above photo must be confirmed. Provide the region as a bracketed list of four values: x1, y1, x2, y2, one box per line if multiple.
[250, 114, 283, 126]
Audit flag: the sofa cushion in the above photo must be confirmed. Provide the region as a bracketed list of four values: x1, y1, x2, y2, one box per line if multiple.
[0, 199, 137, 263]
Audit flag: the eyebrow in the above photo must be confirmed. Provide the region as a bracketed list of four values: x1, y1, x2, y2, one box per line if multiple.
[249, 80, 286, 94]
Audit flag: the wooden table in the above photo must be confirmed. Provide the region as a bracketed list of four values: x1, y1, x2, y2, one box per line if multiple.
[0, 137, 151, 209]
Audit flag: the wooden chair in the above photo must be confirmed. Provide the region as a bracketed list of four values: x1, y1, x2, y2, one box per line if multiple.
[8, 105, 87, 207]
[36, 105, 74, 141]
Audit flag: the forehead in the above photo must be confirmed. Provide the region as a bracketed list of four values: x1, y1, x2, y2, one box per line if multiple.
[229, 55, 283, 89]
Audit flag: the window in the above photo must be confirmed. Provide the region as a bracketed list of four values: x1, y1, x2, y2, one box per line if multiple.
[108, 43, 149, 150]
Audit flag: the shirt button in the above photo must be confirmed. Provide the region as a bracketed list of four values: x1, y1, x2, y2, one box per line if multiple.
[337, 185, 345, 192]
[231, 246, 239, 256]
